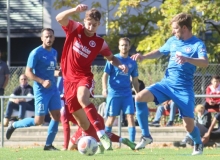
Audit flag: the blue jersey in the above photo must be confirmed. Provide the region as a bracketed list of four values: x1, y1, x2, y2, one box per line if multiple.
[159, 36, 207, 88]
[27, 45, 58, 95]
[104, 53, 138, 97]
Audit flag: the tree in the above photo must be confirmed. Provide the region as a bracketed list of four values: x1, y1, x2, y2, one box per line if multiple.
[53, 0, 220, 63]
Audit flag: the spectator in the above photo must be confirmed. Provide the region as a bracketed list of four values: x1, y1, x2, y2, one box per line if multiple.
[0, 50, 10, 120]
[4, 74, 34, 127]
[202, 112, 220, 145]
[180, 104, 212, 146]
[149, 100, 177, 127]
[204, 75, 220, 110]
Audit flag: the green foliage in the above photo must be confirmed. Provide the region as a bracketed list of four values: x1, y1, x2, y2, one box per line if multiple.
[53, 0, 220, 63]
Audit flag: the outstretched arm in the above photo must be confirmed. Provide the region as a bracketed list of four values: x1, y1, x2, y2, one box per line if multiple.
[131, 77, 139, 94]
[176, 55, 208, 68]
[203, 117, 217, 138]
[105, 54, 128, 73]
[102, 72, 109, 97]
[56, 4, 88, 27]
[131, 49, 162, 62]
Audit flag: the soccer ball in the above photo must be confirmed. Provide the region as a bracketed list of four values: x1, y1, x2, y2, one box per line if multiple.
[77, 136, 98, 156]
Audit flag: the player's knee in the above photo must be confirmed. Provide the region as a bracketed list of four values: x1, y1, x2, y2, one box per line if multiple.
[34, 119, 44, 125]
[184, 124, 194, 133]
[78, 120, 90, 130]
[77, 96, 90, 108]
[135, 94, 143, 102]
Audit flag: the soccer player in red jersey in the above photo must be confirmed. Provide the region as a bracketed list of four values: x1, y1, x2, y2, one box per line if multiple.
[56, 4, 127, 150]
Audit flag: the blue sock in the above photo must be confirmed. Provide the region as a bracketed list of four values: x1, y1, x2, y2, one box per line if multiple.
[13, 118, 35, 128]
[105, 126, 112, 133]
[188, 126, 202, 145]
[136, 102, 150, 137]
[45, 120, 59, 146]
[128, 127, 136, 142]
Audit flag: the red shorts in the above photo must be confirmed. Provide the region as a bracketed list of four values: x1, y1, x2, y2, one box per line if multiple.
[64, 77, 95, 113]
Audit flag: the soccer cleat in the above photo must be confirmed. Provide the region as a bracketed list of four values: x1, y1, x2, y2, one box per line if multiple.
[135, 135, 153, 150]
[166, 121, 173, 127]
[122, 138, 136, 150]
[100, 133, 112, 150]
[192, 144, 203, 155]
[44, 145, 60, 151]
[6, 122, 16, 140]
[95, 144, 105, 154]
[149, 121, 160, 127]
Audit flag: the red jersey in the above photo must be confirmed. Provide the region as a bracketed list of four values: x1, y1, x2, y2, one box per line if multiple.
[206, 84, 220, 104]
[61, 20, 112, 82]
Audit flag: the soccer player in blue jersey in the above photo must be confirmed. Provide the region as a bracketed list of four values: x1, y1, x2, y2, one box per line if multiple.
[6, 28, 61, 151]
[131, 13, 209, 155]
[102, 37, 139, 143]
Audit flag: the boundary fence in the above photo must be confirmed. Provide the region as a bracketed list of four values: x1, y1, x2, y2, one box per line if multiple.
[1, 94, 220, 147]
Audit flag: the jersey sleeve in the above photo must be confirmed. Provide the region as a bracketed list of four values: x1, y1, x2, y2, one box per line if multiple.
[100, 41, 112, 57]
[131, 61, 139, 77]
[26, 50, 38, 69]
[103, 61, 112, 75]
[62, 20, 79, 35]
[159, 37, 173, 55]
[197, 42, 208, 58]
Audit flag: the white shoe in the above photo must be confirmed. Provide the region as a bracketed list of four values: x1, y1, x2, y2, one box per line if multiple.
[192, 144, 203, 155]
[135, 135, 153, 150]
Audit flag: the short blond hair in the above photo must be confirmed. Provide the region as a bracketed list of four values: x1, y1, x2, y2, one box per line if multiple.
[195, 104, 205, 113]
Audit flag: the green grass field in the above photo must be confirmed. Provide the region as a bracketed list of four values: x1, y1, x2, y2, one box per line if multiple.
[0, 147, 220, 160]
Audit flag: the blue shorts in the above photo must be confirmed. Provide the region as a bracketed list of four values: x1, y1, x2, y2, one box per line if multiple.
[35, 91, 61, 116]
[147, 80, 195, 118]
[105, 95, 135, 117]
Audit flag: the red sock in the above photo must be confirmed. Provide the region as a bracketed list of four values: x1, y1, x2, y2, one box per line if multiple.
[84, 103, 103, 131]
[84, 123, 100, 142]
[106, 132, 120, 143]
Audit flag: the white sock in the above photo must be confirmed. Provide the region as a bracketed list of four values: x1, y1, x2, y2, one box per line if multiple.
[97, 130, 105, 138]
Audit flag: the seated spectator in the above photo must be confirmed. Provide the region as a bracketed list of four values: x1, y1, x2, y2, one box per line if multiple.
[180, 104, 212, 146]
[202, 112, 220, 145]
[149, 100, 177, 127]
[4, 74, 34, 127]
[204, 75, 220, 110]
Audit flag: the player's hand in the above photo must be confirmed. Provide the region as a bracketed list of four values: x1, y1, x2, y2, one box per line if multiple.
[41, 80, 51, 88]
[102, 89, 108, 98]
[13, 99, 20, 104]
[130, 53, 144, 62]
[119, 64, 128, 73]
[175, 54, 188, 64]
[75, 4, 88, 12]
[203, 132, 210, 139]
